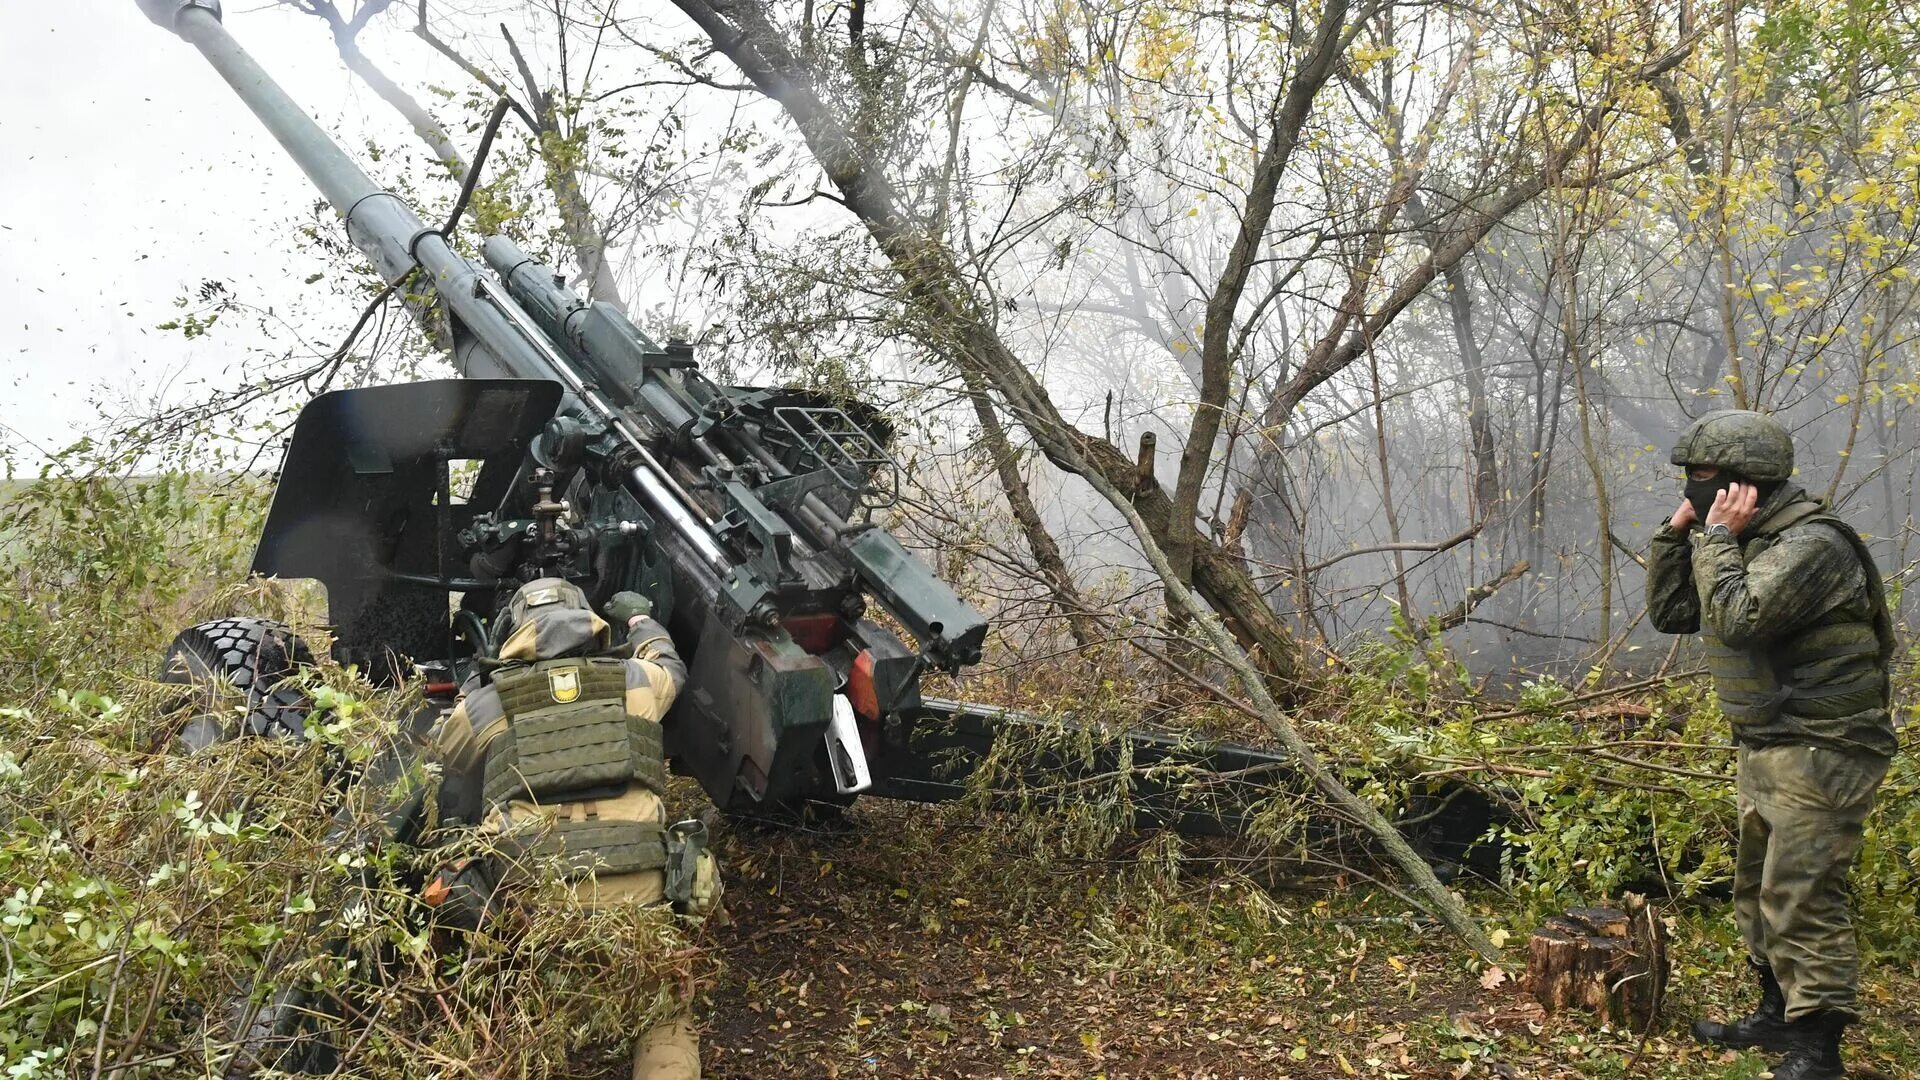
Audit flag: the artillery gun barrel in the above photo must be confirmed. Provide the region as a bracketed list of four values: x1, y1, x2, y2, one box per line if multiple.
[482, 236, 830, 524]
[482, 236, 988, 665]
[135, 0, 731, 574]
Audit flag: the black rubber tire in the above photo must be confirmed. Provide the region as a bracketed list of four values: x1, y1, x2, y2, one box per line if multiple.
[160, 617, 316, 750]
[222, 985, 337, 1077]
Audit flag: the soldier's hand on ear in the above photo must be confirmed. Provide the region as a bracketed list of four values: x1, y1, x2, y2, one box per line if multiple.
[1670, 497, 1699, 532]
[1706, 482, 1761, 535]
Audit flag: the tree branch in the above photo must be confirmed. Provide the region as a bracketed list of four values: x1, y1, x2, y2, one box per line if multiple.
[1307, 524, 1485, 574]
[1413, 560, 1532, 640]
[413, 1, 539, 130]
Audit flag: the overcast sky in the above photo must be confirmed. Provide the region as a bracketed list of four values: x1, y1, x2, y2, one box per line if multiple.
[0, 1, 464, 470]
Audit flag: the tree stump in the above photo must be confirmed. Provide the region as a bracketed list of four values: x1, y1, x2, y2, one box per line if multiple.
[1522, 901, 1668, 1030]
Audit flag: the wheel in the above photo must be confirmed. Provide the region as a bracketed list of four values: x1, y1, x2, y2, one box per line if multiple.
[222, 984, 337, 1077]
[160, 617, 316, 751]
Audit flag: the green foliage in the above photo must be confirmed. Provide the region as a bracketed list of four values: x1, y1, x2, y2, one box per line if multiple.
[0, 447, 266, 684]
[0, 456, 709, 1077]
[1333, 642, 1920, 964]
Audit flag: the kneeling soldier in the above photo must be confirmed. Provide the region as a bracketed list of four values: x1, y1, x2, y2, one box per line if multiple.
[430, 578, 720, 1080]
[1648, 410, 1897, 1080]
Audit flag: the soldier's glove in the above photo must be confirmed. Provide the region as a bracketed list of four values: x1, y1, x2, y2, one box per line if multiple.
[605, 591, 653, 628]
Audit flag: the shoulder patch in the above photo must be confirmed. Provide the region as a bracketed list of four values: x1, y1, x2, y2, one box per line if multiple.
[523, 586, 565, 608]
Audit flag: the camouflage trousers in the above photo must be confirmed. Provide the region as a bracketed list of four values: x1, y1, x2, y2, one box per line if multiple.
[1734, 744, 1890, 1020]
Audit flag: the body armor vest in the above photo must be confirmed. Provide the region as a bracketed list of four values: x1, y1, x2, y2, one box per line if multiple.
[483, 656, 670, 876]
[1704, 503, 1895, 752]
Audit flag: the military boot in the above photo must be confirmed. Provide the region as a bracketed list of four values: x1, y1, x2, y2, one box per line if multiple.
[1692, 961, 1794, 1052]
[1764, 1010, 1849, 1080]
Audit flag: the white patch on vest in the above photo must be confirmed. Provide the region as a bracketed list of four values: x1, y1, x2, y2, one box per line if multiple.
[549, 668, 580, 703]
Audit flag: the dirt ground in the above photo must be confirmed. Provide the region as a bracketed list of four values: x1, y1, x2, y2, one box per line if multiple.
[687, 800, 1920, 1080]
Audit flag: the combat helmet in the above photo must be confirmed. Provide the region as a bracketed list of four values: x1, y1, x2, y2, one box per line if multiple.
[490, 577, 609, 661]
[1669, 410, 1794, 483]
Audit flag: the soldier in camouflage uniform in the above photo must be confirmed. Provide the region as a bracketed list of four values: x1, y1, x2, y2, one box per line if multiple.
[1647, 410, 1897, 1080]
[429, 578, 719, 1080]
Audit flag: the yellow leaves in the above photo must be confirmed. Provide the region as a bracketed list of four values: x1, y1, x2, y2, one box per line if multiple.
[1347, 42, 1399, 76]
[1129, 12, 1195, 82]
[1836, 394, 1853, 405]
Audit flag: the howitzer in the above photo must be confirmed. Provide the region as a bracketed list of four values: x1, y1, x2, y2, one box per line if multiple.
[140, 0, 1504, 862]
[136, 0, 987, 815]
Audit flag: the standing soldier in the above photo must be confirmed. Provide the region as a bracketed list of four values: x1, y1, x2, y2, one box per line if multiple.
[1647, 410, 1898, 1080]
[428, 578, 720, 1080]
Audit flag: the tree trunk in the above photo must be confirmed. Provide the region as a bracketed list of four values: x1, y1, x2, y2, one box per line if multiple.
[965, 383, 1096, 647]
[1524, 904, 1669, 1031]
[1169, 0, 1349, 584]
[1445, 260, 1501, 526]
[1367, 343, 1413, 617]
[543, 141, 626, 310]
[337, 40, 465, 174]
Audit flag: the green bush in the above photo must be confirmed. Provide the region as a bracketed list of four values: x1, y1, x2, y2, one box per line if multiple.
[0, 455, 706, 1077]
[1339, 649, 1920, 963]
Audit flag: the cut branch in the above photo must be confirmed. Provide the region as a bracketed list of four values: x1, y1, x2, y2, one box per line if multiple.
[1414, 560, 1531, 640]
[1307, 524, 1484, 574]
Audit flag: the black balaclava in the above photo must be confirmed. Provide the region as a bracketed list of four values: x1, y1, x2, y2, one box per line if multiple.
[1684, 472, 1737, 524]
[1684, 472, 1781, 528]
